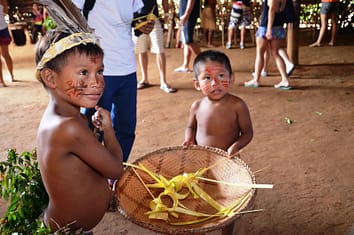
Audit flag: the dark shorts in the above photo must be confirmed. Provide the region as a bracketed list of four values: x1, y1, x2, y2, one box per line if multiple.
[180, 17, 198, 44]
[0, 28, 12, 45]
[320, 2, 340, 15]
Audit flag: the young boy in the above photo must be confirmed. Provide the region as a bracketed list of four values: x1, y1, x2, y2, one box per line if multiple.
[35, 30, 124, 233]
[183, 50, 253, 234]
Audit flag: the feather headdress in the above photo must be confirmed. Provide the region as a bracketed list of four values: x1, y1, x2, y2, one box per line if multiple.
[36, 0, 100, 70]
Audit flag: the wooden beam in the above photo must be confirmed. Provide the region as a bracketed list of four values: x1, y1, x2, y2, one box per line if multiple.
[286, 0, 300, 65]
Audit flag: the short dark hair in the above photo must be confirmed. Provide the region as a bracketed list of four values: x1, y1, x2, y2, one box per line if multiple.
[193, 50, 232, 81]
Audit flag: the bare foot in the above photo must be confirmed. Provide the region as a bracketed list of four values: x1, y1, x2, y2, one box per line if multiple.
[309, 42, 321, 47]
[274, 80, 289, 88]
[206, 44, 216, 48]
[328, 42, 335, 47]
[0, 82, 6, 87]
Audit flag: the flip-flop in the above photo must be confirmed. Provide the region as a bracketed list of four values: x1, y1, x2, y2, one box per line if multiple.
[244, 81, 260, 88]
[275, 85, 292, 90]
[160, 84, 177, 93]
[174, 67, 192, 73]
[137, 82, 150, 89]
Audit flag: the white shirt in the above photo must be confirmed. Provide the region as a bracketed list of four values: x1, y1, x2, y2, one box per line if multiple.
[73, 0, 144, 76]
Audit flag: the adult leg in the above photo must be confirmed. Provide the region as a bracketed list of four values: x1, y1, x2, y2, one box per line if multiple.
[138, 52, 149, 84]
[309, 13, 328, 47]
[252, 46, 269, 77]
[269, 39, 290, 88]
[134, 32, 150, 88]
[175, 27, 182, 48]
[278, 48, 295, 75]
[148, 19, 176, 92]
[328, 12, 338, 46]
[203, 28, 209, 44]
[175, 21, 200, 72]
[189, 41, 201, 56]
[156, 53, 167, 86]
[239, 26, 246, 49]
[101, 74, 137, 162]
[112, 74, 137, 162]
[0, 53, 5, 87]
[226, 27, 234, 48]
[183, 45, 192, 69]
[207, 29, 214, 47]
[156, 52, 177, 93]
[0, 45, 14, 82]
[245, 36, 268, 86]
[263, 46, 270, 74]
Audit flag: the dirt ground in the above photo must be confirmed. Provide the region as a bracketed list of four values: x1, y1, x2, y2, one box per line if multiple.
[0, 29, 353, 235]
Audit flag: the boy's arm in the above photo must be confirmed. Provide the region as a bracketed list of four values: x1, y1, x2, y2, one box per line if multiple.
[92, 106, 123, 162]
[64, 109, 123, 179]
[183, 102, 198, 146]
[227, 100, 253, 156]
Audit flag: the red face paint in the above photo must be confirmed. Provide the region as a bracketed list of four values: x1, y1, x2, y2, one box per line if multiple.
[65, 78, 88, 97]
[200, 65, 230, 85]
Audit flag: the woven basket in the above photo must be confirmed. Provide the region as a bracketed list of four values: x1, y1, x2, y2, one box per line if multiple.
[117, 145, 256, 235]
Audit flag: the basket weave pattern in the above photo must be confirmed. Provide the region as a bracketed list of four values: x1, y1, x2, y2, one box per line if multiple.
[117, 145, 256, 235]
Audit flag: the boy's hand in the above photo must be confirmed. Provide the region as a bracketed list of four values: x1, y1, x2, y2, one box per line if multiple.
[182, 140, 195, 147]
[92, 106, 112, 132]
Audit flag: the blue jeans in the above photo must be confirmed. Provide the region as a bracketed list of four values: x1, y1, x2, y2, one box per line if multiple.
[84, 72, 137, 162]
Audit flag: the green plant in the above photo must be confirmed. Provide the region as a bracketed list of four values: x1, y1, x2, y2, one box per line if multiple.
[0, 149, 51, 234]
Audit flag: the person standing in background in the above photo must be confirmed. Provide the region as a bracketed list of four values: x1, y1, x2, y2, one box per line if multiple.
[174, 0, 201, 73]
[31, 3, 45, 44]
[252, 0, 296, 77]
[226, 0, 253, 49]
[73, 0, 154, 162]
[0, 0, 14, 86]
[134, 0, 177, 93]
[244, 0, 292, 90]
[201, 0, 217, 48]
[309, 0, 339, 47]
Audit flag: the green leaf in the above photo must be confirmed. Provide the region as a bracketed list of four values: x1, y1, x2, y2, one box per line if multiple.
[285, 117, 294, 124]
[0, 149, 49, 234]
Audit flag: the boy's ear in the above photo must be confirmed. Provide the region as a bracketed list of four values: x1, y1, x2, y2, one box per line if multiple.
[194, 80, 201, 91]
[40, 69, 56, 88]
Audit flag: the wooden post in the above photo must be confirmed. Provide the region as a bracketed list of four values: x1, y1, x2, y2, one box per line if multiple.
[165, 0, 175, 48]
[287, 0, 300, 65]
[287, 23, 298, 65]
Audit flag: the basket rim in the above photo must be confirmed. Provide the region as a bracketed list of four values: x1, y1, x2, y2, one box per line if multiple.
[117, 145, 256, 235]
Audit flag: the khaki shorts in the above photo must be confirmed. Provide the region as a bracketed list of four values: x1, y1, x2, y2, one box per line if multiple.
[133, 19, 164, 54]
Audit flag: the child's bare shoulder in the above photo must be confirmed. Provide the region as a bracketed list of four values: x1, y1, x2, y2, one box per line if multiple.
[190, 98, 205, 110]
[227, 94, 249, 108]
[40, 115, 91, 143]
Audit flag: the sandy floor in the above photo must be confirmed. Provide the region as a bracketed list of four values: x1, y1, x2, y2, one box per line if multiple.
[0, 30, 353, 235]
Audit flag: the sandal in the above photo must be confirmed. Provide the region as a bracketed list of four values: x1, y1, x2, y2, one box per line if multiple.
[244, 80, 260, 88]
[160, 84, 177, 93]
[137, 82, 150, 89]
